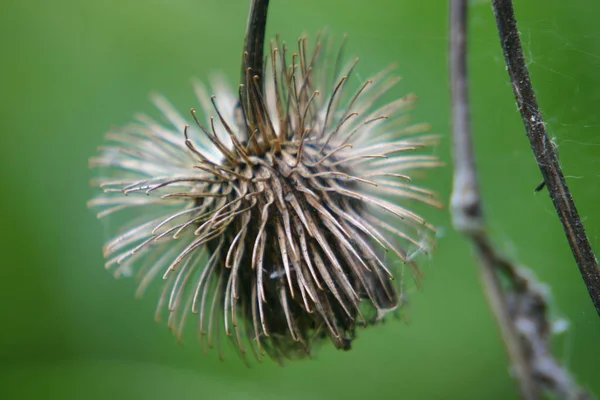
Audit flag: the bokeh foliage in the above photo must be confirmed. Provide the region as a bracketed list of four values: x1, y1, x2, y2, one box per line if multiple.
[1, 0, 599, 398]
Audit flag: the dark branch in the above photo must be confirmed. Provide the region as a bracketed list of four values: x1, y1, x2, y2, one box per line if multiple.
[450, 1, 591, 399]
[241, 0, 269, 91]
[239, 0, 270, 143]
[491, 0, 600, 316]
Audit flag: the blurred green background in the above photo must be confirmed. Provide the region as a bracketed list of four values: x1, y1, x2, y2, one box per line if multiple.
[1, 0, 599, 398]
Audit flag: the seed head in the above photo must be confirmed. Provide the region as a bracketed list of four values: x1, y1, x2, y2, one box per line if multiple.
[89, 35, 441, 363]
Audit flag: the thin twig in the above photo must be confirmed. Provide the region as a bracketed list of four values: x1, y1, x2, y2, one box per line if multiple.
[241, 0, 270, 92]
[491, 0, 600, 316]
[239, 0, 270, 142]
[450, 1, 536, 397]
[449, 1, 591, 399]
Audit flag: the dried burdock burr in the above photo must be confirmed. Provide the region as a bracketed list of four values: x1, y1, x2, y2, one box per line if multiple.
[89, 0, 441, 363]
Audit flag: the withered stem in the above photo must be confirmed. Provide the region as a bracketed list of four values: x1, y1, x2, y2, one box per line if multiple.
[449, 1, 536, 397]
[242, 0, 270, 94]
[450, 1, 590, 399]
[491, 0, 600, 316]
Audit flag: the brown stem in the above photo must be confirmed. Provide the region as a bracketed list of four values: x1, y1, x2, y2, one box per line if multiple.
[241, 0, 270, 95]
[449, 1, 591, 399]
[491, 0, 600, 316]
[450, 1, 537, 397]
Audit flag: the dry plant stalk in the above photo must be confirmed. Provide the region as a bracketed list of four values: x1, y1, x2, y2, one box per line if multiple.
[450, 0, 592, 399]
[491, 0, 600, 317]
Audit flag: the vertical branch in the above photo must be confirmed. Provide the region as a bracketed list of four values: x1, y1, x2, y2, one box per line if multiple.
[491, 0, 600, 316]
[241, 0, 270, 98]
[449, 0, 481, 235]
[449, 1, 591, 399]
[449, 1, 537, 398]
[239, 0, 270, 151]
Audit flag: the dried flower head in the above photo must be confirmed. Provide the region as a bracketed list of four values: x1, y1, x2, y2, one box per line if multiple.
[89, 34, 441, 363]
